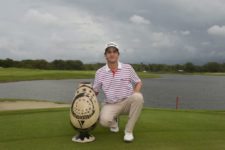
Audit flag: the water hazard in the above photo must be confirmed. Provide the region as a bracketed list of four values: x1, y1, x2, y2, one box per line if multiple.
[0, 74, 225, 110]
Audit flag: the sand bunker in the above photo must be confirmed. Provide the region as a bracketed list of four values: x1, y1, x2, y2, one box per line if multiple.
[0, 100, 70, 111]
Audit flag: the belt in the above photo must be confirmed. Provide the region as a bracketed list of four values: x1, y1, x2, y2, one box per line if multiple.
[105, 97, 127, 104]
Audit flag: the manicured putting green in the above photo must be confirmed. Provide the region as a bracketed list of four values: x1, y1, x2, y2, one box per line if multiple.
[0, 108, 225, 150]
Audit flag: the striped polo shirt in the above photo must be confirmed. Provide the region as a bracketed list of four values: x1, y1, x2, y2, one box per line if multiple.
[93, 61, 141, 103]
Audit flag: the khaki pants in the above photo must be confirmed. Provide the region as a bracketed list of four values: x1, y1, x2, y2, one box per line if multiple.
[99, 93, 144, 133]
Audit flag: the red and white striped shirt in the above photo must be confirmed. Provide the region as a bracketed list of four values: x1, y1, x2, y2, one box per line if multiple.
[93, 62, 141, 103]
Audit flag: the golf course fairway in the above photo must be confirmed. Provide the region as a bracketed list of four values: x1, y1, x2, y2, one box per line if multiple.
[0, 68, 160, 83]
[0, 107, 224, 150]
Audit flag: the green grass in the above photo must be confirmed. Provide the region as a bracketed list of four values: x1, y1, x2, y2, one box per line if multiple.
[0, 68, 160, 83]
[0, 68, 95, 82]
[0, 107, 225, 150]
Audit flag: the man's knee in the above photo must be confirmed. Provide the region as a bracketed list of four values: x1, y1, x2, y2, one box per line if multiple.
[99, 114, 111, 127]
[131, 92, 144, 104]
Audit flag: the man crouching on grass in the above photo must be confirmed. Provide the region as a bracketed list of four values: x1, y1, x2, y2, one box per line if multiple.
[93, 42, 144, 142]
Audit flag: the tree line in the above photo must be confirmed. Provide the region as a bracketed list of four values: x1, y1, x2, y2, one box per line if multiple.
[0, 58, 104, 70]
[0, 58, 225, 72]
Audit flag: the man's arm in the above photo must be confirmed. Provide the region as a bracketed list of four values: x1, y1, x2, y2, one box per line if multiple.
[129, 64, 142, 93]
[93, 70, 102, 96]
[134, 81, 142, 93]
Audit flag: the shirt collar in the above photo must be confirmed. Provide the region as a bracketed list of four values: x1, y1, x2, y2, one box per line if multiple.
[105, 61, 122, 72]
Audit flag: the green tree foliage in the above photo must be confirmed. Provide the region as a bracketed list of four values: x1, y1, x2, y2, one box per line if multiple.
[184, 62, 195, 72]
[0, 58, 225, 72]
[17, 59, 49, 69]
[0, 58, 14, 68]
[203, 62, 223, 72]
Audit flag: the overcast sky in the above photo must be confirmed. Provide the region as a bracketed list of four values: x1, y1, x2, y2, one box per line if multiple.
[1, 0, 225, 64]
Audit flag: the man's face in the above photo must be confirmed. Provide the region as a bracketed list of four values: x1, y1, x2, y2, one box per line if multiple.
[105, 47, 119, 63]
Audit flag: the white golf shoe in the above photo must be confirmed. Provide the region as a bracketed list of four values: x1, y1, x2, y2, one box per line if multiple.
[110, 117, 119, 133]
[124, 131, 134, 142]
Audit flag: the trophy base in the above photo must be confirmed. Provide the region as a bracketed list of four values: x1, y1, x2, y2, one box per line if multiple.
[72, 132, 95, 143]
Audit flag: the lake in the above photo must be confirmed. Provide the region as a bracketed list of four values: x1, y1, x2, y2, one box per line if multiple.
[0, 74, 225, 110]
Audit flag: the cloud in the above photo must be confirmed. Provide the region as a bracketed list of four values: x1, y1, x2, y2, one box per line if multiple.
[207, 25, 225, 37]
[161, 0, 225, 24]
[151, 32, 176, 48]
[201, 41, 210, 46]
[129, 15, 150, 25]
[1, 0, 225, 64]
[0, 3, 109, 62]
[23, 9, 60, 25]
[180, 30, 190, 36]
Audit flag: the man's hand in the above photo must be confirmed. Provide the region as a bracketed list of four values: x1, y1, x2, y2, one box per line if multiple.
[133, 82, 142, 93]
[95, 91, 99, 96]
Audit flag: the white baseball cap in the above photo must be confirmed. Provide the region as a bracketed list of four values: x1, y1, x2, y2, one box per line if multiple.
[105, 42, 119, 50]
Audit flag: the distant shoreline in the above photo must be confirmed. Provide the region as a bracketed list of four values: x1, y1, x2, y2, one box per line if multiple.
[1, 68, 225, 83]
